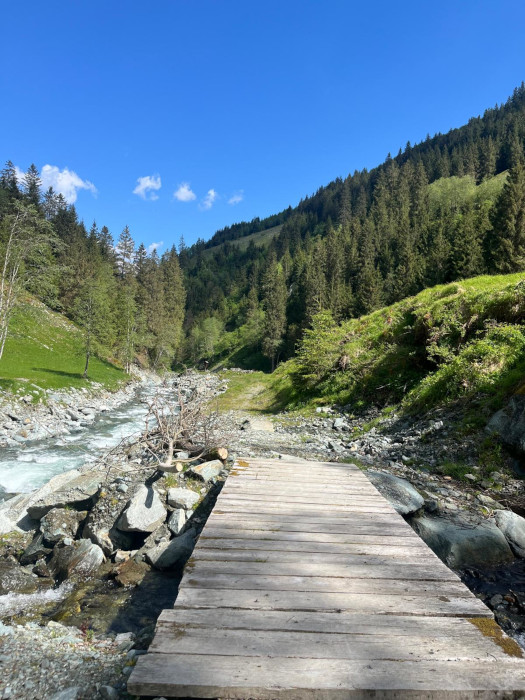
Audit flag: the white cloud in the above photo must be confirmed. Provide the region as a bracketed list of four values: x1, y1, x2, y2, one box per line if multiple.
[133, 174, 161, 201]
[200, 188, 218, 210]
[147, 241, 164, 254]
[174, 182, 196, 202]
[228, 190, 244, 205]
[40, 165, 97, 203]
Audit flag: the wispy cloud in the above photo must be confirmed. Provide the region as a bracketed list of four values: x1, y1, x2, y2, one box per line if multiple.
[133, 174, 161, 200]
[15, 164, 97, 204]
[228, 190, 244, 205]
[200, 188, 218, 210]
[174, 182, 196, 202]
[147, 241, 164, 254]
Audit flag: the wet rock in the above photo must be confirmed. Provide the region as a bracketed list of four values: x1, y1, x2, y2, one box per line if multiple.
[145, 529, 196, 570]
[411, 513, 515, 569]
[167, 487, 199, 510]
[367, 470, 424, 515]
[189, 460, 222, 483]
[0, 559, 38, 594]
[115, 558, 150, 587]
[19, 532, 53, 565]
[27, 472, 102, 520]
[49, 539, 105, 581]
[167, 508, 186, 535]
[40, 508, 87, 544]
[495, 510, 525, 558]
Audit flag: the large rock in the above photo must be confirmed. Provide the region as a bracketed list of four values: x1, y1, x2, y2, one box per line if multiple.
[40, 508, 87, 544]
[117, 485, 166, 533]
[495, 510, 525, 558]
[0, 559, 38, 594]
[411, 513, 515, 569]
[189, 460, 222, 483]
[27, 471, 102, 519]
[367, 471, 424, 515]
[167, 487, 200, 510]
[145, 529, 196, 570]
[49, 539, 105, 580]
[487, 394, 525, 455]
[19, 532, 53, 565]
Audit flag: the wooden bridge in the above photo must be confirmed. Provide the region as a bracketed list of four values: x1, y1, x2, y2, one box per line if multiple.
[128, 457, 525, 698]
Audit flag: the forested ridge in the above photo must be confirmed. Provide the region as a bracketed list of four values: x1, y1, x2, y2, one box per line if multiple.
[181, 84, 525, 369]
[0, 166, 185, 374]
[2, 85, 525, 377]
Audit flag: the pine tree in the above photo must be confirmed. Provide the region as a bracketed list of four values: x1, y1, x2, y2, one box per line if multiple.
[261, 258, 287, 370]
[116, 225, 135, 276]
[490, 149, 525, 272]
[22, 164, 41, 208]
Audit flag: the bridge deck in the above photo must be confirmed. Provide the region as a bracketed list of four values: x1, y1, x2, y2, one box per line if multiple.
[128, 457, 525, 698]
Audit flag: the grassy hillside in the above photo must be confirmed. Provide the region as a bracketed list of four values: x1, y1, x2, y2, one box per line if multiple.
[203, 225, 282, 257]
[0, 297, 126, 400]
[290, 273, 525, 418]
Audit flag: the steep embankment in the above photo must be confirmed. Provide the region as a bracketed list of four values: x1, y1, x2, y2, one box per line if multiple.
[0, 296, 126, 401]
[291, 273, 525, 417]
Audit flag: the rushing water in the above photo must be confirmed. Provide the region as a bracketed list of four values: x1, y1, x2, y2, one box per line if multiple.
[0, 382, 163, 495]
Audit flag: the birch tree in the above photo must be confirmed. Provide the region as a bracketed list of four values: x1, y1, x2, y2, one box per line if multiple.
[0, 201, 58, 360]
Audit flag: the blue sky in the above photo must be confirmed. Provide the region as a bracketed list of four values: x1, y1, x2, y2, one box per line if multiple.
[2, 1, 525, 252]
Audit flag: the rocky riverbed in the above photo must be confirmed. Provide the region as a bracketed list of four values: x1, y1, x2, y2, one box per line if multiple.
[1, 370, 525, 698]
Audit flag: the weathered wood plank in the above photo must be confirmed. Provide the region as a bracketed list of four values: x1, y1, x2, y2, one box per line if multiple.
[215, 499, 395, 514]
[188, 558, 461, 581]
[128, 654, 525, 698]
[191, 548, 441, 565]
[197, 537, 436, 557]
[181, 571, 472, 597]
[203, 525, 421, 543]
[174, 587, 491, 617]
[157, 608, 475, 636]
[149, 623, 515, 661]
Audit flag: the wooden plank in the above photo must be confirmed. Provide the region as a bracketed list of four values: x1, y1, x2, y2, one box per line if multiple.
[206, 516, 418, 536]
[201, 527, 423, 545]
[157, 608, 475, 636]
[191, 548, 442, 565]
[181, 572, 472, 597]
[128, 654, 525, 698]
[212, 507, 397, 522]
[149, 623, 515, 661]
[197, 537, 434, 557]
[217, 494, 389, 507]
[188, 559, 461, 581]
[215, 499, 394, 514]
[174, 588, 492, 617]
[209, 511, 408, 525]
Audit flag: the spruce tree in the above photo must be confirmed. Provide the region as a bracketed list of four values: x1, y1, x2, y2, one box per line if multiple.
[490, 148, 525, 272]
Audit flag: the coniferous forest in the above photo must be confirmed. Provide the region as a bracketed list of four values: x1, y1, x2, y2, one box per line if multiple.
[2, 84, 525, 374]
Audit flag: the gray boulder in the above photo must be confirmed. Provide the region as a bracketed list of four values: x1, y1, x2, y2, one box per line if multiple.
[145, 529, 196, 570]
[49, 688, 80, 700]
[495, 510, 525, 558]
[167, 487, 199, 510]
[168, 508, 186, 535]
[367, 471, 424, 515]
[49, 539, 105, 580]
[411, 513, 514, 569]
[41, 508, 87, 544]
[27, 471, 102, 519]
[189, 460, 222, 483]
[117, 485, 166, 533]
[487, 394, 525, 454]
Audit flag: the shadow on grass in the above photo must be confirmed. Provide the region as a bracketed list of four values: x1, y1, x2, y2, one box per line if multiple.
[32, 368, 84, 379]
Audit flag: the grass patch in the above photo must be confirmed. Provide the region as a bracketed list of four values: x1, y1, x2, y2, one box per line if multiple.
[0, 297, 127, 399]
[215, 367, 299, 414]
